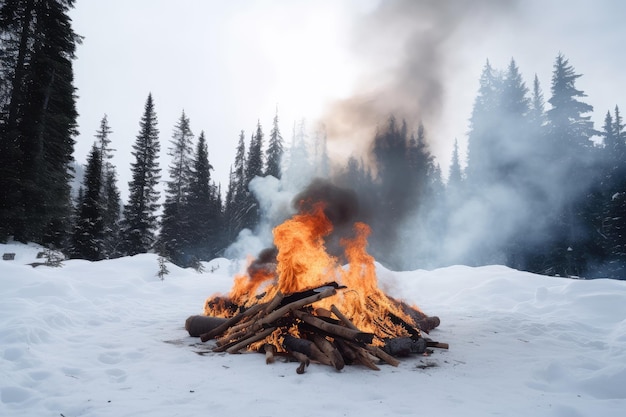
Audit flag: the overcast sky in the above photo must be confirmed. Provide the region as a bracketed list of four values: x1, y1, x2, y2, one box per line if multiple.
[69, 0, 626, 200]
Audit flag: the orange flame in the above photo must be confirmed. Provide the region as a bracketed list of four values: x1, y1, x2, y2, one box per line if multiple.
[203, 199, 423, 344]
[274, 202, 338, 294]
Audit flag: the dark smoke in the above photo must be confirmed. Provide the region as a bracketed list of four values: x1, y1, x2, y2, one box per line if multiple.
[322, 0, 520, 163]
[293, 179, 363, 261]
[293, 178, 359, 227]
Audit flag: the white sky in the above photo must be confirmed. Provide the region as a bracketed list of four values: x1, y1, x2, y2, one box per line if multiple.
[69, 0, 626, 200]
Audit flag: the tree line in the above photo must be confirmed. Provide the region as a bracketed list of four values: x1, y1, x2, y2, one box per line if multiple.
[1, 1, 624, 278]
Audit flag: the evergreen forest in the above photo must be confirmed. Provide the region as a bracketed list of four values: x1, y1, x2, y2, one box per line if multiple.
[1, 1, 624, 279]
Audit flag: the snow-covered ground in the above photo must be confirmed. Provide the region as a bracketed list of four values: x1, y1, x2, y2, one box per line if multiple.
[1, 242, 625, 417]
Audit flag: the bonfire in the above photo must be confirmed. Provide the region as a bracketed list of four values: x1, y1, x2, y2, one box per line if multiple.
[186, 182, 446, 373]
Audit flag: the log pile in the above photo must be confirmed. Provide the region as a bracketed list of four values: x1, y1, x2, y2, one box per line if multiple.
[185, 283, 448, 374]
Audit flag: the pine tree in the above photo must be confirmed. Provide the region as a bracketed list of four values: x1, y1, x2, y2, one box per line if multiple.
[95, 114, 114, 169]
[599, 106, 626, 278]
[369, 116, 411, 267]
[102, 169, 121, 258]
[338, 156, 371, 197]
[448, 138, 463, 190]
[603, 106, 626, 180]
[529, 74, 547, 129]
[224, 131, 247, 243]
[373, 116, 408, 184]
[120, 94, 161, 256]
[465, 60, 502, 185]
[601, 111, 616, 154]
[187, 131, 222, 261]
[246, 121, 264, 184]
[70, 144, 104, 260]
[612, 106, 626, 185]
[159, 110, 194, 265]
[241, 122, 264, 230]
[93, 115, 121, 258]
[462, 58, 554, 269]
[265, 110, 284, 179]
[547, 54, 595, 154]
[493, 59, 530, 183]
[0, 0, 80, 246]
[545, 53, 597, 276]
[526, 73, 548, 182]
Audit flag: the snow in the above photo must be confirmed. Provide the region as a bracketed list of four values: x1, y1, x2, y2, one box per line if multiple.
[1, 242, 625, 417]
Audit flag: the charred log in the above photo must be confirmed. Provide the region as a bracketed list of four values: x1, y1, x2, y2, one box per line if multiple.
[311, 334, 345, 370]
[200, 301, 268, 342]
[220, 327, 277, 354]
[387, 311, 422, 339]
[391, 297, 441, 333]
[425, 340, 449, 350]
[344, 341, 380, 371]
[185, 315, 228, 337]
[416, 316, 441, 333]
[333, 338, 357, 365]
[282, 334, 333, 366]
[204, 296, 239, 317]
[383, 337, 427, 357]
[261, 343, 277, 364]
[291, 351, 310, 374]
[293, 310, 374, 344]
[278, 282, 345, 308]
[329, 304, 399, 366]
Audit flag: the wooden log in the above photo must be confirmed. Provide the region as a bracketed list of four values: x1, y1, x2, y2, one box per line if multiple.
[345, 341, 380, 371]
[364, 345, 400, 367]
[282, 334, 333, 366]
[293, 310, 374, 344]
[185, 315, 228, 337]
[383, 337, 427, 356]
[311, 334, 344, 370]
[329, 305, 399, 366]
[416, 316, 441, 333]
[217, 296, 280, 339]
[219, 313, 260, 335]
[314, 307, 332, 318]
[426, 340, 449, 350]
[221, 288, 337, 347]
[333, 338, 357, 364]
[291, 351, 310, 374]
[222, 326, 277, 354]
[277, 282, 343, 308]
[262, 343, 277, 364]
[262, 291, 285, 314]
[216, 325, 252, 347]
[264, 287, 336, 324]
[387, 311, 422, 339]
[392, 297, 441, 333]
[200, 302, 267, 342]
[330, 304, 359, 330]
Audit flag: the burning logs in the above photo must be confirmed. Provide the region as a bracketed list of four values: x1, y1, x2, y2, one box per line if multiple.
[187, 283, 447, 374]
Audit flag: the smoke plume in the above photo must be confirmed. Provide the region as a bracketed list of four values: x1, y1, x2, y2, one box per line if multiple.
[322, 0, 520, 163]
